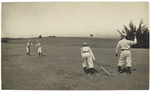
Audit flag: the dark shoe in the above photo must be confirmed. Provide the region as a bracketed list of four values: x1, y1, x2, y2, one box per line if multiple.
[127, 67, 131, 74]
[90, 68, 96, 77]
[117, 66, 121, 74]
[27, 53, 30, 56]
[83, 67, 87, 74]
[92, 68, 96, 74]
[89, 68, 93, 75]
[90, 68, 96, 76]
[118, 66, 121, 72]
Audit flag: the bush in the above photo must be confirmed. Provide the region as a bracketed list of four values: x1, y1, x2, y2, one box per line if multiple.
[39, 35, 42, 38]
[123, 19, 149, 48]
[2, 38, 8, 43]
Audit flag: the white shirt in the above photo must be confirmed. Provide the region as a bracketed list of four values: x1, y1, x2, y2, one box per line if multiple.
[36, 42, 41, 47]
[116, 38, 137, 50]
[81, 46, 95, 60]
[27, 42, 30, 47]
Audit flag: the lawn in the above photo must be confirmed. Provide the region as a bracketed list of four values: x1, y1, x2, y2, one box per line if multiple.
[1, 37, 149, 90]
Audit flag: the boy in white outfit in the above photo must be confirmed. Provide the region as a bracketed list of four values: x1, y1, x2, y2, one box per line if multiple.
[116, 31, 137, 75]
[81, 42, 96, 76]
[26, 40, 31, 56]
[36, 40, 43, 56]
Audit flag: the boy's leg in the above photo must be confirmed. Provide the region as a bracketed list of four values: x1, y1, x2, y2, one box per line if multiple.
[38, 47, 41, 56]
[28, 49, 30, 56]
[39, 47, 43, 56]
[26, 47, 29, 55]
[87, 57, 94, 69]
[118, 52, 125, 73]
[82, 57, 87, 74]
[126, 51, 132, 74]
[87, 57, 96, 76]
[83, 67, 87, 74]
[118, 66, 121, 74]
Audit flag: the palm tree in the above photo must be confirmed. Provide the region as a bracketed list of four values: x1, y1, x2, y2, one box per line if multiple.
[122, 19, 149, 48]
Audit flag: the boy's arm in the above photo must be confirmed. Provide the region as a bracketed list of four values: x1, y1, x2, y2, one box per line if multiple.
[89, 48, 95, 61]
[80, 48, 83, 55]
[128, 33, 137, 45]
[116, 42, 120, 57]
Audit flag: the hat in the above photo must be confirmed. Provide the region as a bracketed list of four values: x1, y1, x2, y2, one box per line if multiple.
[117, 30, 127, 38]
[120, 33, 127, 38]
[83, 42, 87, 46]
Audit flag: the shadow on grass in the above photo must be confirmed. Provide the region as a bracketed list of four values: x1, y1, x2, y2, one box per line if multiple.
[120, 68, 136, 73]
[86, 68, 99, 74]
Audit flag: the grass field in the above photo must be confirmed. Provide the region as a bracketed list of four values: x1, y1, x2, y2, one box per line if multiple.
[2, 37, 149, 90]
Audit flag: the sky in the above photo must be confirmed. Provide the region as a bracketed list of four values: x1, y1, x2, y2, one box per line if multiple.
[1, 2, 149, 38]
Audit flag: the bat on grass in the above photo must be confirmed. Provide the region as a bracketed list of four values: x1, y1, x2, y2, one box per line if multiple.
[94, 61, 111, 76]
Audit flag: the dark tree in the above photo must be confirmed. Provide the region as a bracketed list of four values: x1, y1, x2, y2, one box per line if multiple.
[122, 19, 149, 48]
[39, 35, 42, 38]
[90, 34, 93, 37]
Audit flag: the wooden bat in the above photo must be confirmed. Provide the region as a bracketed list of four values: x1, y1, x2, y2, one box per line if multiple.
[101, 66, 111, 76]
[94, 61, 111, 76]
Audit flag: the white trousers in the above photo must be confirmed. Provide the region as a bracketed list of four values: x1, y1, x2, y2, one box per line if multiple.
[38, 47, 42, 53]
[26, 47, 30, 53]
[118, 50, 132, 67]
[82, 53, 94, 68]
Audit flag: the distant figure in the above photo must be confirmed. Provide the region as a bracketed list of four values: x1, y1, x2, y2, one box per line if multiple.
[116, 31, 137, 75]
[26, 40, 31, 56]
[36, 40, 44, 56]
[39, 35, 42, 38]
[90, 34, 93, 37]
[81, 42, 96, 76]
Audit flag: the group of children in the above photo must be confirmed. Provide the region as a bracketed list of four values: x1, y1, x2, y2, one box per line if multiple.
[81, 30, 137, 76]
[26, 40, 44, 56]
[26, 30, 137, 77]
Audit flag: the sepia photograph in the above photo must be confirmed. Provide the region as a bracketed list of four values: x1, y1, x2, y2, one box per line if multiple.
[1, 1, 149, 90]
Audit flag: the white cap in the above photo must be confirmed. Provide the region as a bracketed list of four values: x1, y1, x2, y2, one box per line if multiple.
[117, 30, 127, 38]
[120, 33, 127, 38]
[83, 42, 87, 46]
